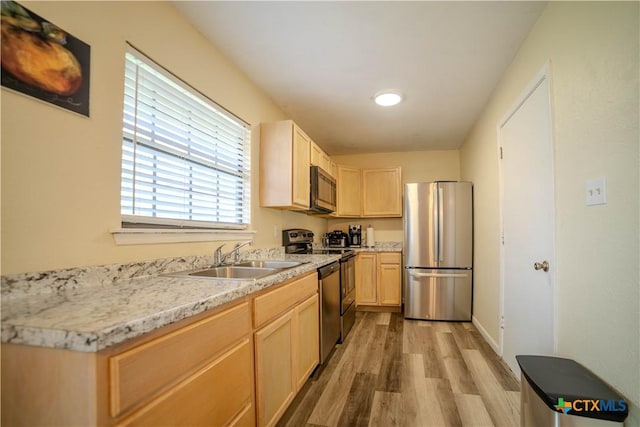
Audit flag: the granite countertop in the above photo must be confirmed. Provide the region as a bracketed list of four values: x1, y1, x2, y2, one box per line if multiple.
[1, 249, 339, 353]
[314, 241, 402, 253]
[353, 241, 403, 252]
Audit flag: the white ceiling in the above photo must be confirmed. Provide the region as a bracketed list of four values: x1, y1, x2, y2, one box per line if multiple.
[173, 1, 546, 155]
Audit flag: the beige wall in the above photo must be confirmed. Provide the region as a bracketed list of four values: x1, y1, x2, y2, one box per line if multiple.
[0, 1, 327, 275]
[460, 2, 639, 419]
[328, 150, 459, 241]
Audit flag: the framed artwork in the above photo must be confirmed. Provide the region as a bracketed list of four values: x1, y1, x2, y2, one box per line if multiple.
[1, 0, 90, 117]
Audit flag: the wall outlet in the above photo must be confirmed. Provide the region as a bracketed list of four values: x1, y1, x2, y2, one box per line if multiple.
[586, 177, 606, 206]
[273, 225, 280, 238]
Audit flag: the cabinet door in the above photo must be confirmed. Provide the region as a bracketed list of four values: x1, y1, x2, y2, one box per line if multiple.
[253, 272, 317, 329]
[117, 339, 253, 427]
[260, 120, 293, 208]
[310, 140, 322, 167]
[320, 151, 331, 173]
[228, 403, 255, 427]
[337, 166, 362, 217]
[378, 253, 402, 306]
[362, 167, 402, 217]
[378, 263, 402, 306]
[292, 125, 310, 208]
[110, 302, 250, 417]
[356, 253, 378, 305]
[294, 294, 319, 390]
[255, 311, 296, 427]
[310, 141, 331, 173]
[329, 160, 338, 179]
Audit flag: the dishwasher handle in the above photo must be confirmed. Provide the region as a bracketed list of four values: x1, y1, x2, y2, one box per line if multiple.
[318, 261, 340, 278]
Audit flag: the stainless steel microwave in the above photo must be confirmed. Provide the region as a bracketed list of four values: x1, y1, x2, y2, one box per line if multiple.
[310, 166, 336, 213]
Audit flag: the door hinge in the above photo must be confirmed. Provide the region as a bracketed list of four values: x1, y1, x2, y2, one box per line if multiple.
[499, 146, 503, 160]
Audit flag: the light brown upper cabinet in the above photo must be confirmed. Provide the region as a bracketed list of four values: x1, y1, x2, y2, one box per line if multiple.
[335, 166, 402, 218]
[310, 140, 332, 176]
[362, 167, 402, 217]
[330, 160, 338, 179]
[260, 121, 310, 210]
[336, 166, 362, 217]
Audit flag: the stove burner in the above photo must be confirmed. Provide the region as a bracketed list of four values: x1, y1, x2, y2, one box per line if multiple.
[283, 228, 355, 259]
[312, 249, 355, 258]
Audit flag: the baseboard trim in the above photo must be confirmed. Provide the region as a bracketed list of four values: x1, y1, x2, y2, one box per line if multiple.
[472, 315, 501, 356]
[356, 305, 401, 313]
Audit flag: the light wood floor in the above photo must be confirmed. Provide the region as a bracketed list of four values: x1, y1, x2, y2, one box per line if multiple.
[277, 311, 521, 427]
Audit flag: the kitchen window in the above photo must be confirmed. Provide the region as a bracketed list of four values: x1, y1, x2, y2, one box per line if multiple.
[120, 45, 251, 232]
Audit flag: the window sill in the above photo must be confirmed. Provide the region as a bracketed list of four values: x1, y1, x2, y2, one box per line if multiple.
[111, 228, 256, 245]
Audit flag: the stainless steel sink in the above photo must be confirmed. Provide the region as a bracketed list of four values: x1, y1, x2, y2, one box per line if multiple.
[234, 260, 304, 269]
[168, 260, 307, 281]
[181, 266, 279, 280]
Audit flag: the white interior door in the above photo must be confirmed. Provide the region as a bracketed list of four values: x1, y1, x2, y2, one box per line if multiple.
[499, 66, 555, 376]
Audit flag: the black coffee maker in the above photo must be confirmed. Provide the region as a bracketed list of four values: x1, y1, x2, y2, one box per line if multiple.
[348, 224, 362, 247]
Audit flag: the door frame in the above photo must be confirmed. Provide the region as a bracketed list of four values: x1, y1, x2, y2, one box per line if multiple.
[497, 61, 558, 361]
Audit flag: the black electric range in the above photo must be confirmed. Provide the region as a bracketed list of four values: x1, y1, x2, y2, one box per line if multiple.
[283, 229, 356, 348]
[281, 228, 355, 259]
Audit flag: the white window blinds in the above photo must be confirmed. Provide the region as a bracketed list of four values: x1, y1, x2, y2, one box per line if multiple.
[120, 46, 251, 229]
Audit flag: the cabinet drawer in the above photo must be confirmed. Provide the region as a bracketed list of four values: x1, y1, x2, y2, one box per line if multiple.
[254, 272, 317, 329]
[379, 252, 401, 264]
[117, 339, 253, 426]
[228, 402, 255, 427]
[110, 302, 250, 417]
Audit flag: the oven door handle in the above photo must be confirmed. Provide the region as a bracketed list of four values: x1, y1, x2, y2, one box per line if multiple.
[342, 292, 355, 306]
[340, 253, 356, 262]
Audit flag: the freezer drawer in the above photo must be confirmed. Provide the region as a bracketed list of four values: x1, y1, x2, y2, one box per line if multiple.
[404, 268, 472, 321]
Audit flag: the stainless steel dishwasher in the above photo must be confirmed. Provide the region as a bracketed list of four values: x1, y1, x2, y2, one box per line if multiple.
[318, 261, 341, 364]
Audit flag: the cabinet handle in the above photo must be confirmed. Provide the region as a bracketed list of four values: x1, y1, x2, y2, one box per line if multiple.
[410, 272, 468, 278]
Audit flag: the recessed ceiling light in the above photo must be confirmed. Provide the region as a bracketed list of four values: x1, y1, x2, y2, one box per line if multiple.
[374, 91, 403, 107]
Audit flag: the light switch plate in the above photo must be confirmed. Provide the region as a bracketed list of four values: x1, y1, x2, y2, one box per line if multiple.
[586, 177, 606, 206]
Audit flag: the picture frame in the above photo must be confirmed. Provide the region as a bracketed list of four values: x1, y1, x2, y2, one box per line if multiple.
[1, 0, 91, 117]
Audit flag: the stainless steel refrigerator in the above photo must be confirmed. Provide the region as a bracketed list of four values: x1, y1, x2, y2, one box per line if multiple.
[403, 182, 473, 321]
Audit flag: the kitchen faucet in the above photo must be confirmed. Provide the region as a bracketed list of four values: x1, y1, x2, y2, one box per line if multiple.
[213, 240, 253, 266]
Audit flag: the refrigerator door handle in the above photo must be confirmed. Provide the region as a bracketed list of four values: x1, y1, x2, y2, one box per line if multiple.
[438, 186, 444, 262]
[409, 271, 469, 279]
[432, 187, 438, 263]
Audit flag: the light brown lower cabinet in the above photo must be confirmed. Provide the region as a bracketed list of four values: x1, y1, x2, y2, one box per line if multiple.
[254, 310, 296, 427]
[1, 272, 320, 427]
[355, 252, 402, 308]
[294, 294, 320, 390]
[117, 339, 254, 427]
[355, 252, 378, 304]
[1, 300, 255, 427]
[254, 272, 319, 427]
[378, 253, 402, 306]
